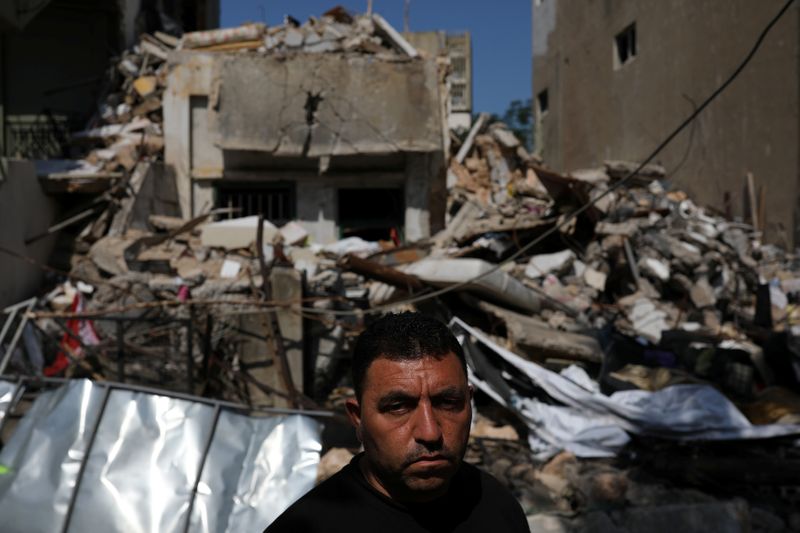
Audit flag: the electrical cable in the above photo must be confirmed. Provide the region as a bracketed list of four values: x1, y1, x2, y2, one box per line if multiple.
[294, 0, 797, 318]
[3, 0, 795, 321]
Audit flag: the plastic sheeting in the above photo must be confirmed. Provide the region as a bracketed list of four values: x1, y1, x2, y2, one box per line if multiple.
[452, 317, 800, 459]
[0, 379, 322, 533]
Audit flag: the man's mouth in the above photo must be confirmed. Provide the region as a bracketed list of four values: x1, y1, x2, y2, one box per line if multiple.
[409, 455, 451, 468]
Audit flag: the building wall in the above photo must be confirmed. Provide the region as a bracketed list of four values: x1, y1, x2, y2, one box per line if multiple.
[165, 51, 447, 244]
[406, 30, 473, 131]
[1, 0, 122, 158]
[0, 160, 59, 308]
[0, 0, 220, 158]
[533, 0, 800, 247]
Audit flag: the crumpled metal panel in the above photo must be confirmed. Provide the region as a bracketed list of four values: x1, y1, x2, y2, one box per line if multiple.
[0, 380, 105, 533]
[0, 380, 322, 533]
[189, 411, 322, 532]
[0, 380, 16, 419]
[68, 389, 217, 533]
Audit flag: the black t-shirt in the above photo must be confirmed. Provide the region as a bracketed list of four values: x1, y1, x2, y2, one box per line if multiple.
[264, 454, 531, 533]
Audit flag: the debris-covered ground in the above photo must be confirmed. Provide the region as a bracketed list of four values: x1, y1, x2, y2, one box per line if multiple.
[2, 10, 800, 533]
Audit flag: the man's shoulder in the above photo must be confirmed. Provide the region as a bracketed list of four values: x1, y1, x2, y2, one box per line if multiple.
[457, 462, 530, 531]
[460, 461, 513, 496]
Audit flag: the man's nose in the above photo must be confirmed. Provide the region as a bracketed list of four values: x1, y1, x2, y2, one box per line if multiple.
[412, 401, 443, 446]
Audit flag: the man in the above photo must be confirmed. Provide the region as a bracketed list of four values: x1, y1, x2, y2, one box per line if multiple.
[265, 312, 530, 532]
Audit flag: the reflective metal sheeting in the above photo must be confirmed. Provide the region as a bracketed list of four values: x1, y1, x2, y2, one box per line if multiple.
[0, 380, 16, 418]
[0, 380, 322, 533]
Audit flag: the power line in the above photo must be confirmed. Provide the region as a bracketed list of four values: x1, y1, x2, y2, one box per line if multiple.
[297, 0, 798, 318]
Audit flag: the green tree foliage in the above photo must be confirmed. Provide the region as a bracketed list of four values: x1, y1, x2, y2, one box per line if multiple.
[490, 98, 533, 150]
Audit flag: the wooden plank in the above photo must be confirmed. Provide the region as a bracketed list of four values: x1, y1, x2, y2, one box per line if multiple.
[338, 253, 424, 291]
[191, 39, 262, 53]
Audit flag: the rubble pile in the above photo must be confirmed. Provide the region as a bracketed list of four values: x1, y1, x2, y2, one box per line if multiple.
[71, 33, 175, 174]
[9, 109, 800, 524]
[3, 8, 800, 529]
[63, 8, 423, 178]
[180, 8, 418, 57]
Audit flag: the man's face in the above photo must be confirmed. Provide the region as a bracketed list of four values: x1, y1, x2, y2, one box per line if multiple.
[346, 352, 472, 503]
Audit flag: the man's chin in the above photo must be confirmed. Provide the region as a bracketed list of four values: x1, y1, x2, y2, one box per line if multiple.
[401, 467, 455, 499]
[400, 477, 450, 502]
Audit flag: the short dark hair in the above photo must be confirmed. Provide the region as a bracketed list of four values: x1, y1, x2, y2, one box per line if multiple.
[351, 312, 466, 399]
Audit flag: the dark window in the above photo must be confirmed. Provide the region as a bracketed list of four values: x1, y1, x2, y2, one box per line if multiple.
[216, 182, 295, 225]
[537, 89, 549, 115]
[614, 23, 637, 67]
[338, 188, 404, 241]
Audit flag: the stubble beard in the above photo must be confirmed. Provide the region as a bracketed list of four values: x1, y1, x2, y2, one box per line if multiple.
[364, 435, 469, 503]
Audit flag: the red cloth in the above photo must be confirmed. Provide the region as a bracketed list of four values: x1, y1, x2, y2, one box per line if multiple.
[43, 294, 100, 376]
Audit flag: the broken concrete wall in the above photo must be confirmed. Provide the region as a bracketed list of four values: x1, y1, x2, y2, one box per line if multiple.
[0, 159, 59, 308]
[406, 151, 447, 240]
[163, 52, 221, 216]
[208, 53, 443, 156]
[164, 50, 446, 242]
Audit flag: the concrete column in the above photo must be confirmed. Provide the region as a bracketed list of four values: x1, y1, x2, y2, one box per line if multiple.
[270, 266, 304, 395]
[239, 312, 277, 407]
[404, 153, 431, 242]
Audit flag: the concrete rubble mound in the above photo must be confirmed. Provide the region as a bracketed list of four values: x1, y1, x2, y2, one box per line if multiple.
[2, 7, 800, 531]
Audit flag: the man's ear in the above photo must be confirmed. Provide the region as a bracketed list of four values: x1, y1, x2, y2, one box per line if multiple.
[345, 397, 363, 441]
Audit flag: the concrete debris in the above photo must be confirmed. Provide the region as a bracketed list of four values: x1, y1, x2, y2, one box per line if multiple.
[9, 6, 800, 529]
[525, 250, 576, 279]
[690, 276, 717, 308]
[639, 257, 670, 282]
[583, 267, 607, 291]
[182, 23, 266, 49]
[627, 298, 670, 343]
[405, 258, 542, 313]
[200, 216, 279, 250]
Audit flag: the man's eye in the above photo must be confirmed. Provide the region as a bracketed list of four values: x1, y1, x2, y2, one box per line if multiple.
[436, 397, 463, 410]
[385, 403, 409, 414]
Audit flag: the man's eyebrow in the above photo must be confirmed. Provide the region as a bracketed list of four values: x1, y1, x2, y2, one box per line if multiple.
[376, 390, 418, 407]
[431, 386, 465, 398]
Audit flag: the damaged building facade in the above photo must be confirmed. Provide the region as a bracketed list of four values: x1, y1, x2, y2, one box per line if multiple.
[164, 29, 449, 244]
[405, 30, 473, 131]
[0, 0, 219, 308]
[532, 0, 800, 247]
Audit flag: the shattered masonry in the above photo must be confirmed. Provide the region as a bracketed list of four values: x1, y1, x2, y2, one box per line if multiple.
[1, 5, 800, 532]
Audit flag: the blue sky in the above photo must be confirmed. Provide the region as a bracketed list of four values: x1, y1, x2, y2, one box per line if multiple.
[220, 1, 532, 116]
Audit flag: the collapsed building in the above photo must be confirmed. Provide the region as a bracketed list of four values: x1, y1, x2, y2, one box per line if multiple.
[164, 16, 449, 244]
[1, 5, 800, 533]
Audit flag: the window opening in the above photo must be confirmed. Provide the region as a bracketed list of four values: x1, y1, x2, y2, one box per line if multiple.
[614, 23, 637, 68]
[216, 182, 295, 225]
[537, 89, 549, 115]
[338, 188, 404, 241]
